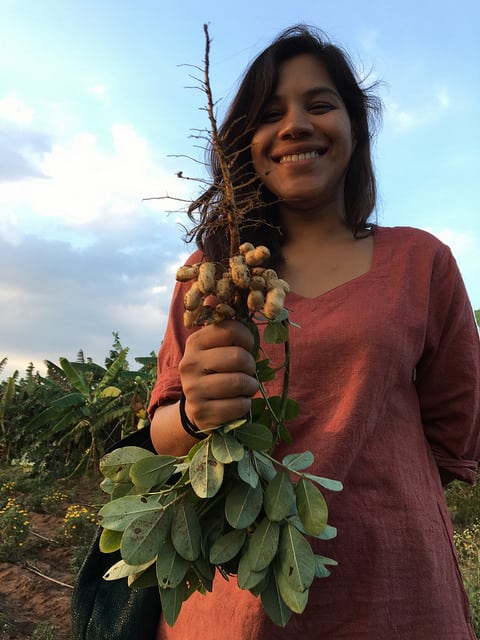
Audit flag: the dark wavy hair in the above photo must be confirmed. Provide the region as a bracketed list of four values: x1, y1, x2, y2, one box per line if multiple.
[187, 25, 382, 265]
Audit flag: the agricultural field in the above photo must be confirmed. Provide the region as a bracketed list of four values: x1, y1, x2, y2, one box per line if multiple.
[1, 336, 479, 637]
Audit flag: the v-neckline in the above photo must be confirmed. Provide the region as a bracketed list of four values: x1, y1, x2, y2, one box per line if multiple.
[285, 226, 383, 302]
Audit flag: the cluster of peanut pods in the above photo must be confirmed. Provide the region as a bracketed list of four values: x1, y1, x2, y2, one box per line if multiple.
[176, 243, 291, 327]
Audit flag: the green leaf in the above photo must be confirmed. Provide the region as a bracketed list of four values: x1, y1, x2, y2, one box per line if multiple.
[209, 529, 246, 565]
[303, 472, 343, 492]
[129, 455, 177, 491]
[314, 554, 338, 579]
[211, 431, 244, 463]
[295, 477, 328, 536]
[50, 392, 85, 409]
[263, 471, 295, 522]
[246, 517, 280, 571]
[318, 524, 337, 540]
[234, 422, 273, 451]
[237, 554, 269, 590]
[221, 418, 248, 433]
[282, 451, 314, 471]
[59, 357, 90, 394]
[129, 563, 159, 589]
[99, 528, 122, 553]
[253, 451, 277, 482]
[100, 446, 155, 481]
[284, 398, 300, 420]
[276, 562, 309, 614]
[189, 440, 224, 498]
[277, 523, 315, 592]
[237, 451, 259, 488]
[158, 579, 189, 626]
[96, 385, 122, 399]
[121, 508, 172, 565]
[192, 555, 215, 590]
[225, 480, 263, 529]
[256, 359, 276, 382]
[264, 321, 289, 344]
[98, 494, 162, 532]
[103, 557, 155, 581]
[171, 502, 201, 561]
[260, 566, 292, 627]
[156, 538, 189, 590]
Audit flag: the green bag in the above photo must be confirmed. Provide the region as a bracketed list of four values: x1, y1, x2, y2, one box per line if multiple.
[71, 427, 161, 640]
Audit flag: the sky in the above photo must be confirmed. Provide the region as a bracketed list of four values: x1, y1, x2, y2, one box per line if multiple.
[1, 0, 479, 380]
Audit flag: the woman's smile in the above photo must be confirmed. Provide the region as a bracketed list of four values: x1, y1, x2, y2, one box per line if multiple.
[251, 54, 354, 212]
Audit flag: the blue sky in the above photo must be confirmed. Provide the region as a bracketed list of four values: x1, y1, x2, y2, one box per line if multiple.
[1, 0, 479, 379]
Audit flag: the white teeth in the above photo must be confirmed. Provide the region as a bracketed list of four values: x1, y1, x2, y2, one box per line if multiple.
[279, 150, 320, 164]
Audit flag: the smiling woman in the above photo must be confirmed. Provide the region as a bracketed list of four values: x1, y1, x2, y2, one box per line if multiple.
[72, 24, 480, 640]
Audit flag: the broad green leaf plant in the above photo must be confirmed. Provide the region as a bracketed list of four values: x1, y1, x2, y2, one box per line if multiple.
[97, 25, 342, 628]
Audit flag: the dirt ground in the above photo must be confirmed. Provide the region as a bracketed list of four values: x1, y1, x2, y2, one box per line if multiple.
[0, 513, 75, 639]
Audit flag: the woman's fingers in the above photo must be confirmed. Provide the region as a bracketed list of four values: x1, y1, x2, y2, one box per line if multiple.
[179, 320, 259, 430]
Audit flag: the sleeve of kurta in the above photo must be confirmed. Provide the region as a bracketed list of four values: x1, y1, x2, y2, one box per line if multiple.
[415, 243, 480, 484]
[147, 251, 203, 420]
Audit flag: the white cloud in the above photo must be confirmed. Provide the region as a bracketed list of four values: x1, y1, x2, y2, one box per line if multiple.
[0, 94, 35, 125]
[0, 121, 198, 230]
[384, 88, 451, 133]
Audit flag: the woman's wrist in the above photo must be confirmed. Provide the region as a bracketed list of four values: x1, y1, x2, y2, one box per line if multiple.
[179, 392, 207, 440]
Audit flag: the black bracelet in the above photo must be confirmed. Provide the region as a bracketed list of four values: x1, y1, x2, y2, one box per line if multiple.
[179, 392, 207, 440]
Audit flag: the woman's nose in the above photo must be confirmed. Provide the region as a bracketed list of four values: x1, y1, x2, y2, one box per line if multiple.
[279, 107, 313, 139]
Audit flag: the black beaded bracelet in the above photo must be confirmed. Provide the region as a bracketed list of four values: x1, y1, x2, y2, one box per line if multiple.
[179, 392, 207, 440]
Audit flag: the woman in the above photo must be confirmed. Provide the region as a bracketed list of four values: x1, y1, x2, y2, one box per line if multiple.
[148, 25, 480, 639]
[72, 25, 480, 640]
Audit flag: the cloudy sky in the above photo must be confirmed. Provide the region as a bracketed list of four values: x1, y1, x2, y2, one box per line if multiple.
[1, 0, 479, 379]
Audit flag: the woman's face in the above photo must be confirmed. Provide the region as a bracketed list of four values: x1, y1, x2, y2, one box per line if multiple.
[251, 54, 354, 213]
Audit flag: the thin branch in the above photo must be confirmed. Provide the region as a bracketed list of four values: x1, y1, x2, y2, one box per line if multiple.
[24, 561, 74, 589]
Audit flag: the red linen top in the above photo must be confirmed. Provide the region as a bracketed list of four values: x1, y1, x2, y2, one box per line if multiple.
[149, 226, 480, 640]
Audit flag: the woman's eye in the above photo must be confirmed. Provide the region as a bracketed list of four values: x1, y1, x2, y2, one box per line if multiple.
[260, 109, 283, 123]
[309, 102, 334, 113]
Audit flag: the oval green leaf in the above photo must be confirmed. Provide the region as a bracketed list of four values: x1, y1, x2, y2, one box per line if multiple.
[121, 507, 172, 566]
[234, 422, 273, 451]
[99, 528, 122, 553]
[246, 517, 280, 572]
[281, 451, 314, 471]
[295, 477, 328, 535]
[277, 523, 315, 592]
[225, 480, 263, 529]
[98, 494, 163, 532]
[209, 529, 246, 564]
[260, 567, 292, 627]
[237, 452, 259, 488]
[211, 431, 245, 463]
[130, 455, 177, 491]
[189, 441, 224, 498]
[171, 502, 201, 561]
[156, 538, 189, 590]
[263, 471, 295, 522]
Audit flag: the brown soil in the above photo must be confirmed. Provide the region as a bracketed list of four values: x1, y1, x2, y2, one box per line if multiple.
[0, 512, 75, 639]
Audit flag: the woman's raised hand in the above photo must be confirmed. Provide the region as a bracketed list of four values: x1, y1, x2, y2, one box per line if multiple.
[179, 320, 259, 433]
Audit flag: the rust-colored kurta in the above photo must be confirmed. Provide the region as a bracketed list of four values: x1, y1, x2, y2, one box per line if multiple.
[148, 226, 480, 639]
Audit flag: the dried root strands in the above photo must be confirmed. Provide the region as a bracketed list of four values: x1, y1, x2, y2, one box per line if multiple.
[197, 262, 216, 295]
[264, 287, 287, 319]
[176, 263, 200, 282]
[244, 245, 271, 267]
[229, 254, 251, 289]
